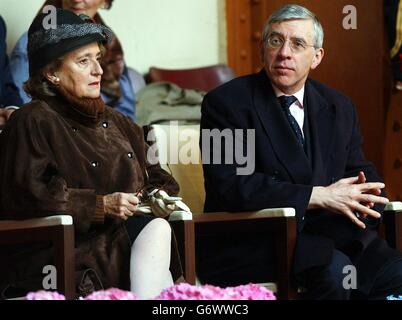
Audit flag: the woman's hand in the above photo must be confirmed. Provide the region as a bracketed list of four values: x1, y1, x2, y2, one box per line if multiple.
[103, 192, 140, 221]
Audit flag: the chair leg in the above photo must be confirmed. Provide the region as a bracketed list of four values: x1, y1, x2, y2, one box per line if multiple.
[0, 225, 75, 299]
[383, 211, 402, 251]
[171, 220, 196, 284]
[183, 221, 196, 284]
[276, 218, 297, 300]
[54, 225, 75, 300]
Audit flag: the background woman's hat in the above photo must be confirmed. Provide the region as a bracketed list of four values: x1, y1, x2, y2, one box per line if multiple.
[28, 8, 113, 75]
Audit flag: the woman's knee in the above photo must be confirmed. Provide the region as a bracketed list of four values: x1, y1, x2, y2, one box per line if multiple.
[144, 218, 172, 238]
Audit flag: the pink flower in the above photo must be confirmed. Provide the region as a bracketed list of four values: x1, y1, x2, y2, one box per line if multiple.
[154, 283, 276, 300]
[83, 288, 139, 300]
[25, 283, 275, 300]
[155, 283, 226, 300]
[26, 290, 66, 300]
[223, 283, 277, 300]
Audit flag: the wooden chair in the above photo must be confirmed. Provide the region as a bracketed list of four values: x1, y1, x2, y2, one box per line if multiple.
[147, 64, 235, 92]
[0, 215, 75, 299]
[148, 123, 297, 299]
[383, 202, 402, 251]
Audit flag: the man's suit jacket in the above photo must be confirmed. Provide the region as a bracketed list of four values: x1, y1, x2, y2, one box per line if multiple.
[201, 70, 392, 289]
[0, 16, 22, 108]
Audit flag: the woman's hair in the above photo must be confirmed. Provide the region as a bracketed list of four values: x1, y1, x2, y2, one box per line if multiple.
[24, 43, 105, 99]
[24, 58, 64, 99]
[105, 0, 114, 10]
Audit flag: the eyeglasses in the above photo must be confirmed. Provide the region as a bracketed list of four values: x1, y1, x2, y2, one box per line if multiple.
[266, 34, 316, 53]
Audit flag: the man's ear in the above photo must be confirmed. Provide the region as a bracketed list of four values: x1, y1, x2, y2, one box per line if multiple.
[44, 71, 60, 86]
[311, 48, 324, 70]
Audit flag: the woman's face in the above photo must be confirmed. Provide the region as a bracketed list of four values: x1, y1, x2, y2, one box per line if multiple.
[62, 0, 106, 19]
[52, 42, 103, 99]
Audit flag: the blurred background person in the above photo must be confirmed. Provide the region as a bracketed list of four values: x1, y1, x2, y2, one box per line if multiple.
[9, 0, 143, 122]
[0, 15, 22, 127]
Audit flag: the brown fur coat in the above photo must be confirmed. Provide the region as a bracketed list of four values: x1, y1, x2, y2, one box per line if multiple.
[0, 96, 182, 298]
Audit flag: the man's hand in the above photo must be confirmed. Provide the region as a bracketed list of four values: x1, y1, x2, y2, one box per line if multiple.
[0, 108, 16, 126]
[309, 174, 388, 229]
[103, 192, 141, 221]
[356, 171, 382, 217]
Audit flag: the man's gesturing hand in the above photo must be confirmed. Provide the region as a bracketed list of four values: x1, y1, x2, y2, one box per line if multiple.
[103, 193, 140, 221]
[309, 174, 388, 229]
[356, 171, 382, 217]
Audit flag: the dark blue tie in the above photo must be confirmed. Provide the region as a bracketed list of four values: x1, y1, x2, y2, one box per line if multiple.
[278, 95, 305, 148]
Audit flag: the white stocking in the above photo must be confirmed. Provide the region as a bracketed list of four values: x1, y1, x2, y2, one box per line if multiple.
[130, 218, 174, 299]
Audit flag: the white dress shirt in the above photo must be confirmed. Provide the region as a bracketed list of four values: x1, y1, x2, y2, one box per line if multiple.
[272, 85, 305, 137]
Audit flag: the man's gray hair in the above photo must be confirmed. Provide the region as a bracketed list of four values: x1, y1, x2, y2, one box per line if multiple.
[261, 4, 324, 49]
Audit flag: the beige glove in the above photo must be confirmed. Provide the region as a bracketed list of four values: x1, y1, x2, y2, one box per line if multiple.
[136, 189, 191, 218]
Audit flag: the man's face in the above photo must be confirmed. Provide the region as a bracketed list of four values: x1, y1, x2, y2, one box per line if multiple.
[262, 19, 324, 94]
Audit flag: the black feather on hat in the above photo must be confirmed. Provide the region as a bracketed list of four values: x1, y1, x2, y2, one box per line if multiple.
[28, 8, 113, 76]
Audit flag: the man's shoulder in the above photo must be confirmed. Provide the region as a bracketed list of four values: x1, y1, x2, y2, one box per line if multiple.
[210, 73, 256, 94]
[204, 73, 258, 105]
[307, 78, 352, 105]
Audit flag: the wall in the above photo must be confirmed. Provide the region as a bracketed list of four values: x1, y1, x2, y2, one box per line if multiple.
[0, 0, 226, 74]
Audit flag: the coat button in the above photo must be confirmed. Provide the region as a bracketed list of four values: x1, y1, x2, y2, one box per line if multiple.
[91, 161, 99, 168]
[102, 121, 108, 128]
[127, 152, 134, 159]
[72, 126, 78, 132]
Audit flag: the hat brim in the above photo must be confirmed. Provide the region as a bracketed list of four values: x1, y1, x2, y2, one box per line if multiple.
[30, 33, 106, 75]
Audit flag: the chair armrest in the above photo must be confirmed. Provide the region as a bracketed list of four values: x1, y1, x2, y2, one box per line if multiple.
[168, 207, 295, 222]
[385, 201, 402, 213]
[169, 211, 193, 221]
[0, 215, 73, 231]
[193, 208, 295, 223]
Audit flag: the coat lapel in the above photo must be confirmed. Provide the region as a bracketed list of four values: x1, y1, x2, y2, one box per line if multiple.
[304, 80, 336, 184]
[252, 70, 312, 184]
